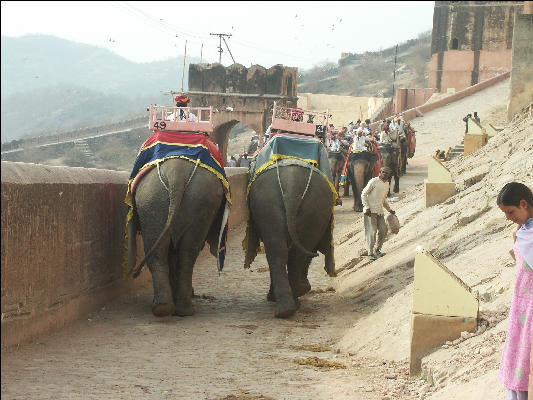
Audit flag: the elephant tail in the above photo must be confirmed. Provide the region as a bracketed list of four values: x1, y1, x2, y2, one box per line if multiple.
[279, 165, 319, 258]
[132, 163, 194, 278]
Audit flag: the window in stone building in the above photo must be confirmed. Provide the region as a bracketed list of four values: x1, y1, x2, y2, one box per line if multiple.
[451, 38, 459, 50]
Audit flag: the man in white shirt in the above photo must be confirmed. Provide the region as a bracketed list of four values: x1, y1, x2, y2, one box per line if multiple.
[326, 132, 341, 152]
[352, 128, 368, 152]
[380, 125, 400, 149]
[361, 166, 395, 260]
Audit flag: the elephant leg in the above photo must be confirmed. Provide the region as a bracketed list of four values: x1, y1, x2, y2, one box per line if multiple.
[170, 243, 202, 317]
[267, 270, 275, 302]
[148, 243, 175, 317]
[343, 183, 349, 197]
[352, 163, 365, 212]
[393, 174, 400, 193]
[263, 240, 297, 318]
[287, 250, 312, 298]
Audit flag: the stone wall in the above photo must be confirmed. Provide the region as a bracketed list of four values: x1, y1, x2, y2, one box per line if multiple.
[189, 63, 298, 98]
[297, 93, 389, 127]
[394, 88, 436, 115]
[1, 161, 249, 347]
[430, 1, 523, 92]
[508, 13, 533, 121]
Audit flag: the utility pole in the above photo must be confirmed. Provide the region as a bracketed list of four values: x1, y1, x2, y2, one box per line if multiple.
[210, 33, 234, 64]
[392, 44, 398, 98]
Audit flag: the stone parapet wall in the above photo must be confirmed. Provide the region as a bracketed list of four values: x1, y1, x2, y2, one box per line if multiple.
[394, 88, 436, 115]
[369, 72, 509, 131]
[1, 161, 248, 348]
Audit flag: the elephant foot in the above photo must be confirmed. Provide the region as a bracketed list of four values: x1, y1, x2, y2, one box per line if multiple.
[152, 302, 175, 317]
[275, 299, 298, 318]
[393, 187, 399, 193]
[353, 205, 363, 212]
[292, 279, 311, 298]
[267, 286, 275, 302]
[335, 197, 343, 206]
[173, 297, 194, 317]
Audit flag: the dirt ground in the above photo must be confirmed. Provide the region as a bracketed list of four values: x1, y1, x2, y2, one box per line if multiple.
[2, 79, 529, 400]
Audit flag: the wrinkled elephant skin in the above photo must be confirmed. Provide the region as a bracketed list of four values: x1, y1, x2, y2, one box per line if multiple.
[247, 165, 335, 318]
[346, 152, 377, 212]
[128, 158, 224, 317]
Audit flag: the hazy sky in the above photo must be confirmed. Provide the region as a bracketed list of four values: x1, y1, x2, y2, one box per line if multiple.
[1, 1, 435, 70]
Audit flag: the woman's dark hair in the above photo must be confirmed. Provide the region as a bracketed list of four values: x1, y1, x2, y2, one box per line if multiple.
[497, 182, 533, 207]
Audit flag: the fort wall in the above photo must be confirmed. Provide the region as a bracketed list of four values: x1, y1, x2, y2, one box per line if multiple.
[429, 1, 523, 92]
[1, 162, 248, 348]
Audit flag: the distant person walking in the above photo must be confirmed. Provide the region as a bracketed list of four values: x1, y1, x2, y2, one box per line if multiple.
[497, 182, 533, 400]
[227, 155, 237, 167]
[474, 111, 480, 123]
[361, 166, 396, 261]
[463, 113, 472, 133]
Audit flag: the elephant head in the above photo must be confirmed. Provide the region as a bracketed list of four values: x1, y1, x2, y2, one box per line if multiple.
[346, 151, 378, 212]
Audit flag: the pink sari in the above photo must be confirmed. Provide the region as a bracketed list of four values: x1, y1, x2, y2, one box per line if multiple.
[499, 220, 533, 391]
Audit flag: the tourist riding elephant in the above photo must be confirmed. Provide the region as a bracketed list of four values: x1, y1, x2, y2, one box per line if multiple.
[379, 144, 400, 195]
[245, 163, 336, 318]
[126, 158, 225, 317]
[346, 151, 379, 212]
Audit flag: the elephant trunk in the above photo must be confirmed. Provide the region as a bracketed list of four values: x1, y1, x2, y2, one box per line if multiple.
[281, 168, 319, 258]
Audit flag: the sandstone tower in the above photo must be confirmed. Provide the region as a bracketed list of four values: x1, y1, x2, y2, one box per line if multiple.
[429, 1, 524, 92]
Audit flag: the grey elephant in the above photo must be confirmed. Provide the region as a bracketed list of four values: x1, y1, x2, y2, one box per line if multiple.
[244, 162, 337, 318]
[126, 158, 227, 317]
[346, 151, 379, 212]
[327, 146, 349, 205]
[379, 144, 400, 195]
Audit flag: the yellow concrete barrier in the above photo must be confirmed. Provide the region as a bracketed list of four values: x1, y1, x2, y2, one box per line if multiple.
[410, 249, 479, 375]
[464, 119, 488, 156]
[424, 156, 456, 207]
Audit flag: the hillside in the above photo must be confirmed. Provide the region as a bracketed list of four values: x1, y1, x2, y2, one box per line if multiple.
[0, 35, 201, 142]
[298, 31, 431, 97]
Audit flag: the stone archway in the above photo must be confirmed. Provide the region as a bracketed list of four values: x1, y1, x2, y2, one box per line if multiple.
[212, 117, 263, 165]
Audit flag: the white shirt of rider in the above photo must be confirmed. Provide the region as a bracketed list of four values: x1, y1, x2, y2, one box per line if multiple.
[352, 135, 367, 152]
[168, 110, 198, 122]
[326, 136, 340, 152]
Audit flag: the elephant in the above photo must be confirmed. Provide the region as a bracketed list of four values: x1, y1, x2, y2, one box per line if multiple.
[327, 149, 347, 205]
[379, 144, 400, 195]
[126, 158, 226, 317]
[346, 151, 379, 212]
[244, 163, 336, 318]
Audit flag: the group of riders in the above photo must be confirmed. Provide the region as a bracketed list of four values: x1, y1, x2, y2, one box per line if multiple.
[323, 115, 415, 177]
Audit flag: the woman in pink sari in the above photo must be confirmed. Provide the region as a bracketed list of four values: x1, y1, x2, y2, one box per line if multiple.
[497, 182, 533, 400]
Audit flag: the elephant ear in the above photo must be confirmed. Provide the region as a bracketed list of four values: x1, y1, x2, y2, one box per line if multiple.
[207, 201, 225, 258]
